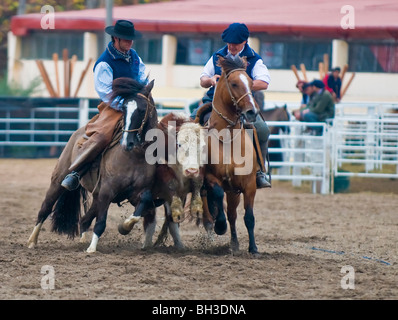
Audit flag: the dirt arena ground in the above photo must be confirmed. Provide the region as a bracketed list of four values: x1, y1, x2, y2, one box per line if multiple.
[0, 159, 397, 300]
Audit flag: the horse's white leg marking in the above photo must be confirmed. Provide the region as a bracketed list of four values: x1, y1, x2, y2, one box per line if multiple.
[143, 218, 156, 249]
[86, 233, 99, 253]
[239, 74, 256, 106]
[27, 222, 42, 248]
[121, 100, 137, 148]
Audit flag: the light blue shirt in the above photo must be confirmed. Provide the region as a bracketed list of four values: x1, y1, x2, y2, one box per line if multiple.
[93, 57, 147, 110]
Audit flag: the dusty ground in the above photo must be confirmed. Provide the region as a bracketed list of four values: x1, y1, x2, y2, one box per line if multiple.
[0, 159, 397, 300]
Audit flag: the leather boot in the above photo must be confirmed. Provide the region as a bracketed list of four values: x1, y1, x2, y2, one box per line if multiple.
[61, 171, 81, 191]
[256, 140, 271, 189]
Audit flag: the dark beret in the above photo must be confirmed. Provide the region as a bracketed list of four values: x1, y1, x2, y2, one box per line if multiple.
[221, 23, 250, 44]
[310, 79, 325, 89]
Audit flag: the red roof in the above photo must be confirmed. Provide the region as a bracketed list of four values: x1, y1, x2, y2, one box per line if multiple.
[11, 0, 398, 40]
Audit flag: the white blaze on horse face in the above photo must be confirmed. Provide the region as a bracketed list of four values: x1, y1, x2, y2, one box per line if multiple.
[121, 100, 138, 148]
[239, 73, 256, 107]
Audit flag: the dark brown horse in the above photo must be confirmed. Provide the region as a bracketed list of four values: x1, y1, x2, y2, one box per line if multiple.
[197, 56, 262, 254]
[117, 112, 205, 249]
[27, 78, 160, 253]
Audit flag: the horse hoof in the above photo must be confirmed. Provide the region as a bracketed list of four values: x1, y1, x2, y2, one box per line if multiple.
[118, 223, 131, 235]
[86, 247, 96, 253]
[250, 252, 261, 259]
[214, 220, 227, 235]
[249, 248, 260, 258]
[174, 242, 185, 250]
[27, 241, 36, 249]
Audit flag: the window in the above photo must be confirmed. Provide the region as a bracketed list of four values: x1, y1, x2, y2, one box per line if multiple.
[260, 39, 332, 71]
[134, 36, 162, 64]
[348, 42, 398, 73]
[21, 32, 84, 60]
[176, 36, 224, 65]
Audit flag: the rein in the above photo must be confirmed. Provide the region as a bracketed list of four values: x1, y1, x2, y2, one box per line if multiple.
[212, 68, 253, 128]
[122, 93, 155, 135]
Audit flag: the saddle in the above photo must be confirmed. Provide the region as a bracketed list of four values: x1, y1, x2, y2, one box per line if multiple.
[194, 102, 213, 126]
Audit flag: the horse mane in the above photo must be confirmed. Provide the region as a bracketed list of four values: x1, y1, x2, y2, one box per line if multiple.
[109, 77, 146, 103]
[217, 55, 248, 75]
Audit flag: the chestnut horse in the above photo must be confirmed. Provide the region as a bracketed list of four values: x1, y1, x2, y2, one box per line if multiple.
[27, 78, 160, 253]
[197, 56, 262, 254]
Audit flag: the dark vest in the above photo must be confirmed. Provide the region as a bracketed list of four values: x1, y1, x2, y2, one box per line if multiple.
[206, 44, 261, 100]
[93, 42, 140, 80]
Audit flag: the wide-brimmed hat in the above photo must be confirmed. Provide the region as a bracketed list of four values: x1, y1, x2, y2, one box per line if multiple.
[221, 23, 250, 44]
[105, 20, 142, 40]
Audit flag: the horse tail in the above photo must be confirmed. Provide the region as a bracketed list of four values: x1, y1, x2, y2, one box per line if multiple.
[51, 187, 87, 239]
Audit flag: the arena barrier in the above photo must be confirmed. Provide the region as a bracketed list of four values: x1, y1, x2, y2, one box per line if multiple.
[266, 120, 330, 194]
[1, 97, 398, 194]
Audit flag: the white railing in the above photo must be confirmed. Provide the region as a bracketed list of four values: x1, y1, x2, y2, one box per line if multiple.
[330, 116, 398, 184]
[2, 97, 398, 194]
[267, 120, 330, 194]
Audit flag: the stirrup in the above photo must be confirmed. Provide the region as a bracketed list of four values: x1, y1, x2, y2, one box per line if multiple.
[61, 171, 81, 191]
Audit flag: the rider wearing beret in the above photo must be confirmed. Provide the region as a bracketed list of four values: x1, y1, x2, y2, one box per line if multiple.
[192, 23, 272, 188]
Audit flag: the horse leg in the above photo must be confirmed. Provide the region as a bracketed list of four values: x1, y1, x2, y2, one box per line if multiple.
[226, 192, 240, 252]
[27, 183, 65, 248]
[142, 208, 156, 249]
[79, 208, 97, 243]
[200, 187, 214, 239]
[86, 194, 112, 253]
[243, 187, 258, 254]
[208, 183, 227, 235]
[118, 190, 154, 235]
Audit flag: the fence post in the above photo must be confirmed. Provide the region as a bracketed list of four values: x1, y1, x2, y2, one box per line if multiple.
[78, 98, 89, 129]
[292, 123, 303, 187]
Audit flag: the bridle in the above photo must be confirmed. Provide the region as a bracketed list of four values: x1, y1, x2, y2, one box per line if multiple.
[122, 93, 155, 135]
[212, 68, 254, 128]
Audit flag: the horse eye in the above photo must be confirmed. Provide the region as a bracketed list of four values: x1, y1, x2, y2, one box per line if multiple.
[231, 83, 238, 88]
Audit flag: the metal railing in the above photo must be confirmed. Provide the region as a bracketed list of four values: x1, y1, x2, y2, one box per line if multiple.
[1, 97, 398, 194]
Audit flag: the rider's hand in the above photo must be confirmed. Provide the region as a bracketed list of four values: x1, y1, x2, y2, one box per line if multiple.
[210, 75, 220, 87]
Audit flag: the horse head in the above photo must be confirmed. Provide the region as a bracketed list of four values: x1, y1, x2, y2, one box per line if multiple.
[216, 55, 258, 123]
[110, 78, 156, 151]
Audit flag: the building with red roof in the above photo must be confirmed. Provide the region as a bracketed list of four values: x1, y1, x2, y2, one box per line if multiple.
[8, 0, 398, 100]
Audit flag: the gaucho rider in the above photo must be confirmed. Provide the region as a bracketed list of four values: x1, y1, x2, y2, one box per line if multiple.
[191, 23, 272, 188]
[61, 20, 148, 190]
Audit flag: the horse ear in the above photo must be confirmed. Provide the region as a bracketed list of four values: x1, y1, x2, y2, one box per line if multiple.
[144, 79, 155, 95]
[240, 56, 248, 68]
[216, 55, 225, 68]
